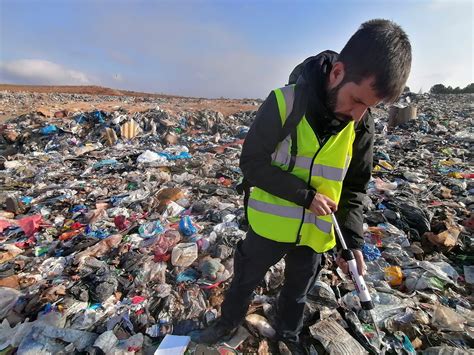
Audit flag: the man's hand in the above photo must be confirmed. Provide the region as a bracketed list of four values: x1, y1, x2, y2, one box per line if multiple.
[336, 249, 367, 276]
[309, 193, 337, 216]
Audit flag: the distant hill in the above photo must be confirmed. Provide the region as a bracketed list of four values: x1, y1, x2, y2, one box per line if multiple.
[0, 84, 185, 99]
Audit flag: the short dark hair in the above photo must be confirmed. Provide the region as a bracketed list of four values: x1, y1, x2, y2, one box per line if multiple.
[338, 19, 412, 103]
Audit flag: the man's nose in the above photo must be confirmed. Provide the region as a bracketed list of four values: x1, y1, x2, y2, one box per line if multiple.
[351, 106, 368, 122]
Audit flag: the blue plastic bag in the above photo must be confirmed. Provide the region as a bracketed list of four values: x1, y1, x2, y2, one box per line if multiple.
[110, 195, 127, 206]
[361, 243, 381, 261]
[179, 216, 197, 236]
[176, 268, 200, 283]
[158, 151, 192, 161]
[85, 225, 109, 239]
[70, 204, 88, 213]
[93, 110, 105, 124]
[21, 196, 33, 204]
[93, 159, 118, 170]
[139, 220, 164, 238]
[40, 125, 58, 135]
[74, 114, 87, 124]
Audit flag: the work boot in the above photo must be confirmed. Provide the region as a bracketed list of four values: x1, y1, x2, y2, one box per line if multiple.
[262, 300, 280, 330]
[191, 319, 236, 345]
[278, 340, 307, 355]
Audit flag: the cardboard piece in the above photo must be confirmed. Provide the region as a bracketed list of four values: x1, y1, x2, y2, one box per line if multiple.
[388, 104, 417, 127]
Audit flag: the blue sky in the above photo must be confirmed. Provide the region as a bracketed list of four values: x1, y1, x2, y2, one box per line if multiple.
[0, 0, 472, 98]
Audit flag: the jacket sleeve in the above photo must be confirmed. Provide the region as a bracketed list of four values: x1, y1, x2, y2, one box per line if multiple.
[240, 91, 315, 208]
[335, 112, 374, 250]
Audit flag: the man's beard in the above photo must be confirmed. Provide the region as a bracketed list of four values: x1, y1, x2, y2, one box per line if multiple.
[326, 83, 352, 123]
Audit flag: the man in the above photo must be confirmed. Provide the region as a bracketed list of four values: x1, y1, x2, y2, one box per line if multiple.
[194, 19, 411, 352]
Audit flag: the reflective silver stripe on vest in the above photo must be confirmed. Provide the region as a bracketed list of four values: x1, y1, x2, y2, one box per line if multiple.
[273, 150, 346, 182]
[271, 135, 291, 165]
[280, 85, 295, 119]
[342, 155, 351, 179]
[248, 199, 333, 234]
[345, 155, 351, 168]
[303, 212, 333, 233]
[270, 84, 347, 182]
[271, 86, 295, 164]
[311, 164, 346, 181]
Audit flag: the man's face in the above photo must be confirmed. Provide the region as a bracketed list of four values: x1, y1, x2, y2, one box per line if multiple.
[327, 63, 382, 122]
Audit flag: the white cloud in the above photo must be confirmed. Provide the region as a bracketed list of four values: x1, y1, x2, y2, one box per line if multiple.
[0, 59, 93, 85]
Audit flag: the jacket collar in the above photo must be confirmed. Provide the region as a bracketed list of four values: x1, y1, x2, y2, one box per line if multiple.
[297, 51, 350, 136]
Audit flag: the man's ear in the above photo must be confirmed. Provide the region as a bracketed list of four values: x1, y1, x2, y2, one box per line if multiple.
[328, 61, 345, 89]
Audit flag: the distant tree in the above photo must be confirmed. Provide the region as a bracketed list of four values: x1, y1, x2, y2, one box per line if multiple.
[430, 84, 447, 94]
[462, 83, 474, 93]
[430, 83, 473, 94]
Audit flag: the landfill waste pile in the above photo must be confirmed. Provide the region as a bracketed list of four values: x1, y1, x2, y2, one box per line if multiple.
[0, 90, 472, 354]
[0, 89, 260, 124]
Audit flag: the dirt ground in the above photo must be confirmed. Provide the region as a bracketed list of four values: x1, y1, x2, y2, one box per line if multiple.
[0, 84, 261, 123]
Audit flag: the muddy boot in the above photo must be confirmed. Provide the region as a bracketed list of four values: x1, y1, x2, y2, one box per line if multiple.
[191, 319, 236, 345]
[278, 340, 307, 355]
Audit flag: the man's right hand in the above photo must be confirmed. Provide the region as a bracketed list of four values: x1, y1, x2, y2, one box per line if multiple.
[309, 193, 337, 216]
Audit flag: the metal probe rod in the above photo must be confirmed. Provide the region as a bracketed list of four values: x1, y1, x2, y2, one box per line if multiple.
[330, 213, 374, 310]
[331, 213, 348, 250]
[331, 212, 383, 344]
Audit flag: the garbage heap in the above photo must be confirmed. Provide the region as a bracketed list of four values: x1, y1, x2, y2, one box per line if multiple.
[0, 92, 472, 354]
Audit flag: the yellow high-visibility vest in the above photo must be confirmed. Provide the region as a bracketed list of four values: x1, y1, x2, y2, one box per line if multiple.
[247, 85, 356, 253]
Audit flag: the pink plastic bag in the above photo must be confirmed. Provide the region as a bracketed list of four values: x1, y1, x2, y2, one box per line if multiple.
[16, 215, 43, 236]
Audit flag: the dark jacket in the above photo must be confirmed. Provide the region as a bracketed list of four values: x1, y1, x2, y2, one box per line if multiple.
[240, 51, 374, 250]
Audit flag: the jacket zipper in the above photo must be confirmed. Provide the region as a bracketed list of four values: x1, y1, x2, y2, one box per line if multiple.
[295, 132, 328, 244]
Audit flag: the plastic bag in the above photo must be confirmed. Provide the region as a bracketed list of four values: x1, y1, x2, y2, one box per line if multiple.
[137, 150, 168, 164]
[38, 257, 66, 278]
[0, 287, 21, 318]
[139, 220, 165, 238]
[40, 124, 58, 135]
[171, 243, 198, 267]
[179, 216, 197, 236]
[431, 304, 465, 331]
[384, 266, 403, 286]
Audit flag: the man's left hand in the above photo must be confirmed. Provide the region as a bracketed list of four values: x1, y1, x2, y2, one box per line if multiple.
[336, 249, 367, 276]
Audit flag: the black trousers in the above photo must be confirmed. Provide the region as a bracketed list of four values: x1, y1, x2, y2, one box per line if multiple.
[220, 227, 322, 342]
